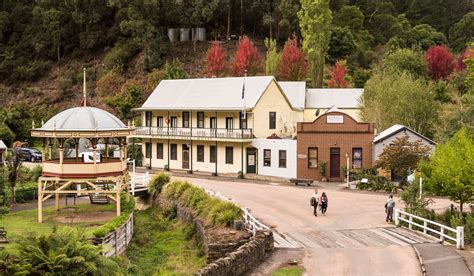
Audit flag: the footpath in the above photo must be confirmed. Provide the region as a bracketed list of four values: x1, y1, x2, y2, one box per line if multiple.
[413, 243, 472, 276]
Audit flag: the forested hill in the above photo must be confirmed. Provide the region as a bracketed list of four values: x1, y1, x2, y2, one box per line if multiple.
[0, 0, 473, 146]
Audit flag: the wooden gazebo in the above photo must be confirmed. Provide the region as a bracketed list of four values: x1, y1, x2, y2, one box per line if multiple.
[31, 106, 134, 222]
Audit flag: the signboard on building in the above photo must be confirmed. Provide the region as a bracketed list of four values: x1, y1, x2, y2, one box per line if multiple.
[327, 115, 344, 124]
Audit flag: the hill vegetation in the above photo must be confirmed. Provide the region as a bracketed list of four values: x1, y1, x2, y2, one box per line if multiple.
[0, 0, 473, 145]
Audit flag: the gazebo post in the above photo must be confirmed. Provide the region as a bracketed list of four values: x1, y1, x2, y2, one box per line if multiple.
[55, 181, 60, 211]
[59, 138, 64, 165]
[123, 138, 128, 161]
[116, 180, 121, 216]
[38, 179, 43, 223]
[75, 138, 79, 162]
[41, 138, 46, 161]
[105, 138, 109, 161]
[48, 138, 52, 160]
[92, 138, 97, 164]
[119, 138, 123, 161]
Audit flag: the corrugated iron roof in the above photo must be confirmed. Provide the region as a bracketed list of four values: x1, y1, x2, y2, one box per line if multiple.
[278, 81, 306, 109]
[137, 76, 275, 110]
[373, 124, 436, 144]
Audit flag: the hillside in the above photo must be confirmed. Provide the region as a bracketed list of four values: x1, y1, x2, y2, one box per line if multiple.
[0, 0, 473, 146]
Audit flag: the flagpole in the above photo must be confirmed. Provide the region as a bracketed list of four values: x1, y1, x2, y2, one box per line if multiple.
[242, 70, 247, 120]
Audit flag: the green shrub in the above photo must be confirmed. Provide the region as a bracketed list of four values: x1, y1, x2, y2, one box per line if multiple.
[103, 40, 141, 70]
[0, 206, 10, 216]
[162, 59, 187, 79]
[464, 215, 474, 244]
[148, 172, 170, 197]
[162, 181, 242, 227]
[0, 227, 121, 275]
[93, 193, 135, 238]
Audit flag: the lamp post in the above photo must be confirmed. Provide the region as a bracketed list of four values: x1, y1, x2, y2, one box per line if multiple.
[345, 153, 349, 188]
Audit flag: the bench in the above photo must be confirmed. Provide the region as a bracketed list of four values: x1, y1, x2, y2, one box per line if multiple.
[0, 227, 8, 243]
[290, 178, 314, 186]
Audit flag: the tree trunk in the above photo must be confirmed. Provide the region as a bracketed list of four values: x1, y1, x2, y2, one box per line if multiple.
[227, 5, 231, 40]
[460, 200, 464, 214]
[12, 186, 16, 203]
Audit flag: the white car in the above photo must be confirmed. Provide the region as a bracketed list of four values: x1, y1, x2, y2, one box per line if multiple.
[79, 152, 101, 163]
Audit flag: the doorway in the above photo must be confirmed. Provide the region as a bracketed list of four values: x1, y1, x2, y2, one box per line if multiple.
[246, 148, 257, 174]
[330, 148, 340, 178]
[182, 144, 189, 169]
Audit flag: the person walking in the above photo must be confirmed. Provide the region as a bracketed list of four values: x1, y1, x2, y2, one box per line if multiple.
[310, 189, 319, 216]
[385, 195, 395, 222]
[320, 192, 328, 215]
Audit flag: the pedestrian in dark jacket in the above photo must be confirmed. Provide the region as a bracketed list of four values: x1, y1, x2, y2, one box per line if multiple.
[310, 189, 319, 216]
[385, 195, 395, 222]
[320, 192, 328, 215]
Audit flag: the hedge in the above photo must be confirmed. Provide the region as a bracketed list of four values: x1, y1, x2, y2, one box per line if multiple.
[162, 181, 242, 227]
[93, 193, 135, 238]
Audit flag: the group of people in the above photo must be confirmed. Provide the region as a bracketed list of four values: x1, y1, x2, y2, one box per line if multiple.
[310, 189, 328, 216]
[309, 188, 396, 222]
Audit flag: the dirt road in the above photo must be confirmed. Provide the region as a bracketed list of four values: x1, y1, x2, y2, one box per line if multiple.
[174, 176, 446, 276]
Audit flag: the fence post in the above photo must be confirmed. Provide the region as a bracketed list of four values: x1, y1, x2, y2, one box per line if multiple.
[423, 221, 427, 234]
[440, 226, 445, 242]
[457, 226, 464, 250]
[395, 209, 400, 226]
[409, 216, 413, 230]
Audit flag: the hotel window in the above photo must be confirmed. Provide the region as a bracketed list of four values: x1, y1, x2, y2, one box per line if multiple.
[225, 146, 233, 164]
[182, 112, 189, 128]
[197, 112, 205, 128]
[263, 149, 271, 167]
[269, 112, 276, 129]
[156, 143, 163, 159]
[157, 116, 164, 127]
[145, 143, 151, 158]
[308, 148, 318, 168]
[279, 150, 287, 168]
[170, 144, 177, 160]
[170, 116, 177, 128]
[197, 145, 204, 162]
[352, 148, 362, 169]
[226, 117, 233, 129]
[210, 145, 217, 163]
[145, 111, 152, 127]
[239, 112, 247, 129]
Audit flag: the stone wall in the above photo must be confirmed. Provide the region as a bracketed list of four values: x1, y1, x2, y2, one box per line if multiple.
[196, 230, 274, 276]
[158, 197, 274, 275]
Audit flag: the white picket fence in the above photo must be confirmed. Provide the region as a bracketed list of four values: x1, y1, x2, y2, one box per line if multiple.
[204, 190, 270, 235]
[395, 208, 464, 249]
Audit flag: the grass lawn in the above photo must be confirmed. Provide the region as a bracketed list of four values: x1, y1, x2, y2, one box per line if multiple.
[122, 207, 206, 275]
[272, 266, 305, 276]
[0, 203, 115, 250]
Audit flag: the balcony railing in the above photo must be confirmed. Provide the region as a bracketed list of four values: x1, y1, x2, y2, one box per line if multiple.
[135, 126, 253, 139]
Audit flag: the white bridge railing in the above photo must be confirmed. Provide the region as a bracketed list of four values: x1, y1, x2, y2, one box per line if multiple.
[205, 189, 270, 236]
[130, 172, 150, 195]
[395, 208, 464, 249]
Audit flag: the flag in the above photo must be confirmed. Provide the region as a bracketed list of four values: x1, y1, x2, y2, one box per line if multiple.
[241, 78, 246, 120]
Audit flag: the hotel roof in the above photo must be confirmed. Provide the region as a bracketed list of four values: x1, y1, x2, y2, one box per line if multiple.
[305, 88, 363, 109]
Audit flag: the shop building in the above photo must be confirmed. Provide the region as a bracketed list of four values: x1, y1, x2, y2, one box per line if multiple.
[296, 108, 375, 181]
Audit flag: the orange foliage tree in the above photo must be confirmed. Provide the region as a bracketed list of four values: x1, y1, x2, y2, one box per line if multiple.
[206, 41, 226, 77]
[232, 36, 260, 76]
[278, 36, 308, 81]
[327, 60, 349, 88]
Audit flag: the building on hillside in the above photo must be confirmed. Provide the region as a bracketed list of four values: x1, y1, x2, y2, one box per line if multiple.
[296, 108, 375, 182]
[304, 88, 363, 122]
[132, 76, 304, 178]
[373, 124, 436, 162]
[0, 140, 6, 166]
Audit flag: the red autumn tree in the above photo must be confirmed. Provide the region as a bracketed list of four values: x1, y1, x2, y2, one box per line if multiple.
[454, 46, 474, 72]
[327, 60, 349, 88]
[232, 36, 261, 76]
[278, 36, 308, 81]
[206, 41, 226, 77]
[425, 45, 454, 80]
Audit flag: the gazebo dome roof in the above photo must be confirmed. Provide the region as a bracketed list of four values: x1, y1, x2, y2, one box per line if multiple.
[39, 107, 127, 131]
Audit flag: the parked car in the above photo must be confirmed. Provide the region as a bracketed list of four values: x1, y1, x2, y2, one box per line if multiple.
[19, 148, 42, 162]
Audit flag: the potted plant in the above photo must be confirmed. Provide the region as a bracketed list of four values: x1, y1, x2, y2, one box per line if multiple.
[341, 165, 348, 181]
[237, 171, 244, 179]
[319, 161, 327, 182]
[164, 164, 169, 171]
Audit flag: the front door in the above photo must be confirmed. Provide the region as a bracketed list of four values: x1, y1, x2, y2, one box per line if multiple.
[246, 148, 257, 174]
[330, 148, 340, 178]
[182, 144, 189, 169]
[210, 117, 217, 136]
